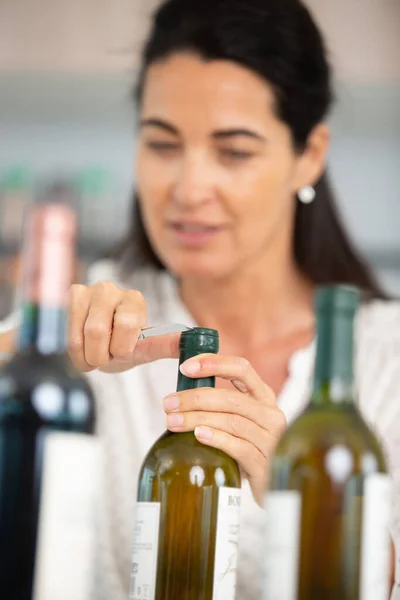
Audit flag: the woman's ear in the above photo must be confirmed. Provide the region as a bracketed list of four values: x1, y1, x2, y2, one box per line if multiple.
[293, 123, 330, 192]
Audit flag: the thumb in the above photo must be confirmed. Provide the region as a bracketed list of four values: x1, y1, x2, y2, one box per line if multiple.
[100, 333, 181, 374]
[132, 332, 181, 365]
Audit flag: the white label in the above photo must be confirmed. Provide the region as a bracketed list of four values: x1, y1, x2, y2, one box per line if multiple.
[359, 473, 392, 600]
[129, 502, 161, 600]
[212, 487, 241, 600]
[263, 491, 302, 600]
[32, 432, 100, 600]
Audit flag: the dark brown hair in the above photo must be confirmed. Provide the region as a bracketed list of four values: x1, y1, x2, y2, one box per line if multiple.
[113, 0, 383, 297]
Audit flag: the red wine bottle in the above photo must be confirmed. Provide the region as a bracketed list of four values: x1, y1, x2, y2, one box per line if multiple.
[0, 203, 99, 600]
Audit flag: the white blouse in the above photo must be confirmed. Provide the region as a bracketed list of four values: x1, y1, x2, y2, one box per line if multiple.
[2, 260, 400, 599]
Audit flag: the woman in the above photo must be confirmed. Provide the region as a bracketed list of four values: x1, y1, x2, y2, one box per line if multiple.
[1, 0, 400, 598]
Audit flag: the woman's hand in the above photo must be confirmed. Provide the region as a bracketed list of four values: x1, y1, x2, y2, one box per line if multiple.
[67, 281, 180, 373]
[163, 353, 287, 505]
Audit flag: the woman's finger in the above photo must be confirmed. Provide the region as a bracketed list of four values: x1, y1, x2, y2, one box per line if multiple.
[180, 353, 275, 402]
[133, 333, 181, 365]
[109, 290, 148, 361]
[164, 387, 286, 439]
[83, 281, 123, 368]
[92, 332, 181, 374]
[0, 329, 16, 357]
[193, 426, 268, 505]
[67, 281, 179, 373]
[67, 284, 93, 371]
[166, 410, 277, 459]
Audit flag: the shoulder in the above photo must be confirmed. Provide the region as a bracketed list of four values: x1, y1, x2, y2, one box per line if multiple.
[87, 259, 173, 296]
[355, 299, 400, 443]
[355, 299, 400, 385]
[356, 298, 400, 383]
[357, 298, 400, 344]
[356, 300, 400, 543]
[86, 259, 122, 286]
[0, 312, 20, 334]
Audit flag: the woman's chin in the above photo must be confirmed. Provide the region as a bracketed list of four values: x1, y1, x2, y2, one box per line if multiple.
[165, 255, 235, 281]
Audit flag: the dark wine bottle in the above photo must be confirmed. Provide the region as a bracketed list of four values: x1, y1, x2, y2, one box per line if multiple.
[130, 328, 241, 600]
[264, 285, 392, 600]
[0, 203, 99, 600]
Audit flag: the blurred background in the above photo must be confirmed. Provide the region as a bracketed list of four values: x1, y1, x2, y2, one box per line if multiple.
[0, 0, 399, 320]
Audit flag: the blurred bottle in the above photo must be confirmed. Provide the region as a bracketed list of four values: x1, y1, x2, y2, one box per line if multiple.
[264, 285, 392, 600]
[0, 203, 99, 600]
[36, 177, 78, 209]
[0, 166, 32, 251]
[0, 166, 32, 320]
[0, 252, 22, 321]
[34, 177, 89, 284]
[76, 167, 117, 256]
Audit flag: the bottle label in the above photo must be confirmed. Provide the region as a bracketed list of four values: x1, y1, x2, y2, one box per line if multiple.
[212, 487, 242, 600]
[263, 490, 302, 600]
[263, 475, 392, 600]
[129, 502, 161, 600]
[32, 432, 100, 600]
[359, 473, 392, 600]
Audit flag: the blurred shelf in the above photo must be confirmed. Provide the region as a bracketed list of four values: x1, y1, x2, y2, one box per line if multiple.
[1, 245, 399, 270]
[1, 72, 399, 138]
[329, 82, 400, 138]
[0, 71, 400, 139]
[0, 72, 135, 127]
[365, 249, 400, 270]
[0, 239, 121, 263]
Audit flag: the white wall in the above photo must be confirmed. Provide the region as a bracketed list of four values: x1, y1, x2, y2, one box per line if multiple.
[304, 0, 400, 83]
[0, 0, 399, 292]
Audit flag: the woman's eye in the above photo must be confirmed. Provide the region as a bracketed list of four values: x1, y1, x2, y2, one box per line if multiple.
[146, 141, 179, 153]
[220, 149, 254, 161]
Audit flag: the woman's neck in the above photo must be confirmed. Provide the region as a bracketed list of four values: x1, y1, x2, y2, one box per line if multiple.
[180, 255, 314, 354]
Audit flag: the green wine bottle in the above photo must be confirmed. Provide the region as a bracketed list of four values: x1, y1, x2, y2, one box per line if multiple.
[264, 286, 392, 600]
[130, 328, 241, 600]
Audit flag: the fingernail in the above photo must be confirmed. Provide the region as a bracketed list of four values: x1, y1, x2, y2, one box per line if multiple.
[180, 360, 201, 375]
[167, 414, 184, 428]
[164, 395, 180, 411]
[195, 426, 213, 440]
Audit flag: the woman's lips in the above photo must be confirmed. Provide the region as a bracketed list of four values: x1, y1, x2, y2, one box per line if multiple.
[168, 222, 223, 246]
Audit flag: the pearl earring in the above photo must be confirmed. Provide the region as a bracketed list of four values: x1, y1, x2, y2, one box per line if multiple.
[298, 185, 316, 204]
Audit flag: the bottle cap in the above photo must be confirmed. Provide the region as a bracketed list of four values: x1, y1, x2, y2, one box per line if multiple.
[22, 203, 77, 306]
[315, 285, 360, 314]
[180, 327, 219, 354]
[26, 203, 77, 242]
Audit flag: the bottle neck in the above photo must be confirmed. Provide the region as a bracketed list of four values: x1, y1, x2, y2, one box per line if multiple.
[177, 349, 216, 392]
[17, 204, 76, 356]
[19, 304, 67, 354]
[311, 310, 355, 407]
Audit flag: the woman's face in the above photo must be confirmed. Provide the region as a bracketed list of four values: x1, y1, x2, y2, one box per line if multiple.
[136, 53, 327, 279]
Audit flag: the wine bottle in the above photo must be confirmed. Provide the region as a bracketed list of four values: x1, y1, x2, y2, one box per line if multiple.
[264, 285, 392, 600]
[0, 203, 99, 600]
[130, 328, 241, 600]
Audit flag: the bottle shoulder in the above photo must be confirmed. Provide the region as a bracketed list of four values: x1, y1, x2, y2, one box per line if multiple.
[0, 350, 93, 395]
[276, 404, 386, 467]
[0, 350, 95, 430]
[141, 431, 240, 481]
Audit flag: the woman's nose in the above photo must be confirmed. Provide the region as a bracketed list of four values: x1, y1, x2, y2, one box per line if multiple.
[171, 154, 215, 208]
